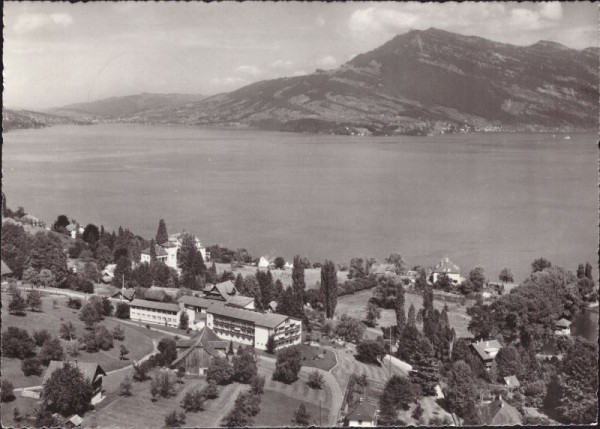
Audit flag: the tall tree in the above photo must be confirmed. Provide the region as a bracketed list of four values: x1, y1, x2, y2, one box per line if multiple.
[113, 255, 132, 286]
[531, 257, 552, 273]
[179, 233, 206, 290]
[385, 253, 406, 274]
[499, 268, 514, 284]
[82, 224, 100, 244]
[149, 239, 157, 263]
[378, 375, 419, 425]
[156, 219, 168, 245]
[445, 361, 479, 424]
[42, 362, 94, 416]
[292, 255, 306, 308]
[29, 232, 68, 285]
[320, 260, 338, 318]
[407, 304, 416, 327]
[395, 283, 406, 332]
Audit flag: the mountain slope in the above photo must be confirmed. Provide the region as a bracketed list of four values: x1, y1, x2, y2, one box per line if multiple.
[51, 93, 206, 120]
[134, 28, 598, 134]
[2, 109, 89, 132]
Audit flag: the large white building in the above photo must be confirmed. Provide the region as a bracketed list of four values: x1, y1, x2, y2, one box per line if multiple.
[168, 232, 209, 261]
[431, 257, 461, 284]
[129, 299, 182, 328]
[140, 243, 178, 269]
[178, 295, 302, 351]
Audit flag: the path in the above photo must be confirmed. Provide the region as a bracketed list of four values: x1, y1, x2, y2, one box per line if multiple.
[107, 317, 191, 340]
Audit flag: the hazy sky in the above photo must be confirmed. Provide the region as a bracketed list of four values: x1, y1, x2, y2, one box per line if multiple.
[3, 1, 598, 109]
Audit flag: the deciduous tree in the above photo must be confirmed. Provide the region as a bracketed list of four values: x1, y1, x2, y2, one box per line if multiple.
[38, 337, 65, 365]
[80, 302, 102, 329]
[8, 291, 27, 315]
[335, 314, 363, 342]
[1, 327, 36, 359]
[42, 362, 94, 416]
[293, 404, 311, 426]
[499, 268, 514, 284]
[273, 346, 302, 384]
[356, 340, 385, 364]
[531, 257, 552, 273]
[207, 357, 234, 385]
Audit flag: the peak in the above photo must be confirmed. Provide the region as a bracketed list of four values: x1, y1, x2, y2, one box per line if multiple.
[530, 40, 569, 50]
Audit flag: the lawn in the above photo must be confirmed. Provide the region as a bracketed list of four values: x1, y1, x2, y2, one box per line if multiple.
[335, 288, 472, 338]
[1, 292, 159, 388]
[0, 394, 41, 428]
[215, 263, 348, 289]
[254, 388, 329, 427]
[296, 344, 337, 371]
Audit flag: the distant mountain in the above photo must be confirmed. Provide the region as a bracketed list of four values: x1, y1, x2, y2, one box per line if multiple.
[2, 109, 89, 132]
[51, 93, 207, 121]
[129, 28, 598, 134]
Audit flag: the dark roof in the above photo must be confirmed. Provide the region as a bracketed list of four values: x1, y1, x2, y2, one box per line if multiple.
[143, 288, 166, 302]
[346, 401, 377, 422]
[171, 327, 224, 368]
[555, 318, 571, 328]
[129, 298, 179, 312]
[43, 361, 106, 385]
[213, 280, 237, 298]
[471, 340, 502, 362]
[111, 288, 136, 300]
[1, 260, 13, 276]
[208, 303, 291, 328]
[141, 244, 168, 257]
[479, 398, 522, 425]
[179, 295, 225, 310]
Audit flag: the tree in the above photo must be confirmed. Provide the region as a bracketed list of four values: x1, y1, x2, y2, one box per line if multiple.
[113, 255, 132, 286]
[94, 326, 114, 350]
[335, 314, 363, 342]
[434, 272, 453, 291]
[38, 337, 65, 365]
[584, 262, 593, 281]
[307, 370, 324, 389]
[132, 363, 150, 382]
[201, 381, 219, 399]
[120, 344, 130, 360]
[179, 311, 189, 330]
[395, 283, 406, 331]
[292, 255, 306, 309]
[112, 324, 125, 341]
[207, 357, 234, 385]
[265, 335, 276, 354]
[8, 290, 27, 315]
[22, 357, 43, 376]
[349, 257, 366, 279]
[531, 257, 552, 273]
[179, 233, 207, 289]
[22, 267, 41, 288]
[42, 362, 94, 416]
[115, 302, 130, 319]
[158, 337, 178, 366]
[274, 256, 285, 269]
[82, 224, 99, 244]
[38, 268, 55, 288]
[80, 302, 102, 329]
[467, 267, 485, 292]
[119, 375, 133, 397]
[1, 327, 36, 359]
[273, 346, 302, 384]
[251, 375, 265, 395]
[320, 260, 338, 318]
[164, 410, 186, 428]
[494, 346, 521, 380]
[378, 376, 419, 425]
[156, 219, 168, 245]
[182, 389, 205, 412]
[25, 289, 43, 312]
[224, 406, 253, 427]
[154, 372, 176, 398]
[53, 215, 70, 232]
[407, 304, 416, 327]
[293, 404, 311, 426]
[498, 268, 514, 284]
[0, 380, 15, 402]
[364, 302, 381, 327]
[33, 329, 52, 346]
[356, 340, 385, 364]
[232, 348, 258, 383]
[386, 253, 406, 274]
[59, 322, 77, 341]
[29, 232, 69, 285]
[445, 361, 478, 424]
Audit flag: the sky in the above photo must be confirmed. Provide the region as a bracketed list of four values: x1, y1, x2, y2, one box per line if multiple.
[3, 1, 598, 109]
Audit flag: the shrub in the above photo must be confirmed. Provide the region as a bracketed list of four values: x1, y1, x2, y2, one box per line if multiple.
[232, 348, 258, 383]
[307, 370, 324, 389]
[33, 329, 52, 347]
[181, 389, 205, 412]
[132, 363, 150, 382]
[251, 375, 265, 395]
[119, 375, 133, 397]
[1, 327, 36, 359]
[164, 410, 186, 428]
[22, 357, 43, 376]
[38, 337, 65, 365]
[94, 326, 114, 351]
[112, 324, 125, 341]
[273, 346, 302, 384]
[0, 380, 15, 402]
[207, 357, 234, 385]
[67, 297, 82, 309]
[115, 302, 130, 319]
[201, 381, 219, 399]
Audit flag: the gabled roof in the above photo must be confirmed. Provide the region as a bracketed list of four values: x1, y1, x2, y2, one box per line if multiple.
[268, 300, 278, 311]
[479, 398, 522, 425]
[504, 375, 520, 388]
[214, 280, 237, 298]
[143, 288, 167, 302]
[111, 288, 136, 300]
[141, 244, 169, 257]
[42, 361, 106, 386]
[179, 295, 226, 311]
[226, 295, 254, 308]
[171, 327, 225, 368]
[129, 298, 179, 312]
[555, 318, 571, 328]
[471, 340, 502, 361]
[346, 401, 377, 422]
[68, 415, 83, 427]
[1, 260, 13, 276]
[433, 257, 460, 274]
[209, 303, 291, 328]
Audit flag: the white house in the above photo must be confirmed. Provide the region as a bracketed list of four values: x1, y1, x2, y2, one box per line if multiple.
[168, 232, 209, 261]
[432, 257, 461, 284]
[258, 257, 270, 269]
[554, 318, 571, 336]
[129, 299, 182, 328]
[345, 400, 377, 427]
[140, 243, 178, 269]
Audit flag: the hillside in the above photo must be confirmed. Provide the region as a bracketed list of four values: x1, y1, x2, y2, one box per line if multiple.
[50, 92, 206, 121]
[2, 109, 89, 132]
[130, 28, 598, 134]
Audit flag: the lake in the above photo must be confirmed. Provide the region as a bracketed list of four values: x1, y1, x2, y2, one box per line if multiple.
[2, 124, 596, 283]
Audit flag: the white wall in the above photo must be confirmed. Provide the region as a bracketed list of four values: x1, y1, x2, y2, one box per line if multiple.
[255, 326, 271, 350]
[130, 306, 181, 328]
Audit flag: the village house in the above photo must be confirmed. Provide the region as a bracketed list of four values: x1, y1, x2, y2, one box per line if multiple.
[170, 326, 228, 375]
[503, 375, 521, 391]
[554, 318, 572, 336]
[471, 339, 502, 370]
[202, 280, 255, 309]
[477, 396, 522, 425]
[431, 257, 461, 284]
[43, 361, 107, 405]
[257, 256, 271, 269]
[345, 399, 378, 427]
[129, 299, 182, 328]
[100, 264, 116, 284]
[168, 231, 209, 261]
[110, 285, 136, 302]
[140, 242, 178, 269]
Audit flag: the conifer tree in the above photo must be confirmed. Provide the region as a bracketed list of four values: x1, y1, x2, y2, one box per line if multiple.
[156, 219, 168, 245]
[407, 304, 416, 327]
[395, 283, 406, 332]
[320, 260, 338, 318]
[292, 255, 306, 309]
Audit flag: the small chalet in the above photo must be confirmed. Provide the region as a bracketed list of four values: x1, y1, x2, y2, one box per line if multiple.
[66, 414, 83, 428]
[478, 397, 522, 425]
[267, 300, 278, 313]
[471, 340, 502, 369]
[111, 286, 136, 302]
[432, 257, 461, 284]
[503, 375, 520, 390]
[345, 399, 377, 427]
[203, 281, 255, 309]
[170, 327, 228, 375]
[554, 318, 571, 336]
[101, 264, 116, 284]
[257, 257, 270, 269]
[43, 361, 106, 404]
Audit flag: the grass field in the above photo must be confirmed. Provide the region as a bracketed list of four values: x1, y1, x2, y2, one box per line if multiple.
[335, 289, 472, 338]
[254, 389, 329, 427]
[0, 394, 40, 428]
[296, 344, 337, 371]
[215, 263, 349, 289]
[1, 292, 160, 388]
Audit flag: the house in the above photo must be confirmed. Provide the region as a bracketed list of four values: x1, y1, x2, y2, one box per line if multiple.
[170, 327, 228, 375]
[284, 262, 294, 270]
[43, 361, 106, 405]
[554, 318, 571, 336]
[478, 396, 522, 425]
[140, 243, 178, 269]
[168, 232, 208, 261]
[101, 264, 116, 284]
[111, 286, 136, 302]
[143, 287, 167, 302]
[503, 375, 520, 390]
[66, 414, 83, 428]
[345, 399, 378, 427]
[471, 340, 502, 369]
[267, 300, 278, 313]
[178, 295, 301, 351]
[370, 263, 397, 276]
[431, 257, 461, 284]
[257, 257, 270, 269]
[129, 299, 182, 328]
[201, 280, 255, 309]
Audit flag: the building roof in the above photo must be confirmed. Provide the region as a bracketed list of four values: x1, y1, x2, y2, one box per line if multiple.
[129, 298, 180, 313]
[171, 327, 225, 368]
[555, 318, 571, 328]
[68, 415, 83, 427]
[479, 398, 522, 425]
[268, 300, 278, 311]
[209, 303, 291, 328]
[179, 295, 226, 311]
[143, 288, 167, 302]
[141, 244, 169, 257]
[66, 224, 78, 231]
[346, 401, 377, 422]
[1, 260, 13, 276]
[504, 375, 520, 388]
[226, 295, 254, 308]
[111, 288, 136, 300]
[42, 361, 106, 386]
[433, 257, 460, 274]
[471, 340, 502, 362]
[214, 280, 237, 298]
